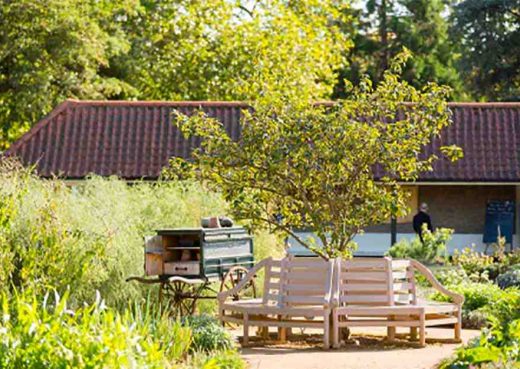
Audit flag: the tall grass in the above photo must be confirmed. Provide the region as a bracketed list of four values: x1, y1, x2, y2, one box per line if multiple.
[0, 160, 283, 309]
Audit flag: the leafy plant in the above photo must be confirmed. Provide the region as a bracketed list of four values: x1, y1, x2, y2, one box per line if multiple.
[452, 246, 494, 278]
[186, 350, 245, 369]
[497, 268, 520, 290]
[0, 290, 191, 368]
[433, 267, 468, 286]
[386, 227, 453, 264]
[431, 282, 504, 312]
[182, 315, 234, 353]
[440, 289, 520, 369]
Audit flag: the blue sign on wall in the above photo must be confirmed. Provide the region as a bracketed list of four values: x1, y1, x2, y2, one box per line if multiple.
[483, 201, 515, 244]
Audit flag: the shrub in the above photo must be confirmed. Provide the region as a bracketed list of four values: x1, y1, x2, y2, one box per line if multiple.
[462, 309, 489, 329]
[440, 289, 520, 369]
[182, 315, 234, 353]
[452, 246, 494, 277]
[430, 282, 503, 312]
[186, 350, 245, 369]
[497, 268, 520, 289]
[386, 227, 453, 264]
[434, 267, 469, 286]
[0, 161, 281, 308]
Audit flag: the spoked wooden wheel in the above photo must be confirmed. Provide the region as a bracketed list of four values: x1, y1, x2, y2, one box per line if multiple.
[159, 281, 198, 317]
[220, 266, 257, 301]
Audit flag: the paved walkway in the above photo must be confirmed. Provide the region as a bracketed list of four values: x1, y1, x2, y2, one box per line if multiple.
[239, 327, 480, 369]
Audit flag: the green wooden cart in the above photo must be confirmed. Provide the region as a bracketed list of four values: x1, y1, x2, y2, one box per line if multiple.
[127, 227, 256, 316]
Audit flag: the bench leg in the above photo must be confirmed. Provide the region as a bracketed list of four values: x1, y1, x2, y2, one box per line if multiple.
[260, 326, 269, 339]
[277, 315, 287, 343]
[243, 313, 249, 347]
[419, 313, 426, 347]
[323, 312, 330, 350]
[332, 311, 339, 349]
[410, 327, 418, 341]
[454, 308, 462, 342]
[387, 315, 396, 341]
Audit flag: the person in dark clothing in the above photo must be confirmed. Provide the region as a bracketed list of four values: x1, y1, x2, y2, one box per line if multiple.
[413, 203, 433, 242]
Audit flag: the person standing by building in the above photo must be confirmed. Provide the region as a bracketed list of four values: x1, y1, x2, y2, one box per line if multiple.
[413, 203, 433, 242]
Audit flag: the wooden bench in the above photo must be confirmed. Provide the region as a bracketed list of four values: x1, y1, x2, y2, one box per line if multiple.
[332, 257, 463, 348]
[218, 256, 335, 349]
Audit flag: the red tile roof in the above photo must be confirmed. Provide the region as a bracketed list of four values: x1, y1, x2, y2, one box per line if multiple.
[5, 99, 520, 182]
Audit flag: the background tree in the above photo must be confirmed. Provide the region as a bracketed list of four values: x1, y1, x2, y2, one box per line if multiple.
[0, 0, 138, 149]
[0, 0, 351, 149]
[450, 0, 520, 101]
[169, 51, 461, 260]
[121, 0, 351, 102]
[335, 0, 464, 100]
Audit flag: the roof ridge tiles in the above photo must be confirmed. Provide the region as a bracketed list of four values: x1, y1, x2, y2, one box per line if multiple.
[5, 99, 520, 181]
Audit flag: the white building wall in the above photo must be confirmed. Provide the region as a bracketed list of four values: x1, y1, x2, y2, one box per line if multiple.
[286, 231, 513, 256]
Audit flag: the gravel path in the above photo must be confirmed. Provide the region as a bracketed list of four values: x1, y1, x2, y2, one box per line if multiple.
[239, 327, 480, 369]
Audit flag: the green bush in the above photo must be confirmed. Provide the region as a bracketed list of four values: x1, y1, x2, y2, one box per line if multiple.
[497, 268, 520, 289]
[430, 282, 504, 312]
[452, 246, 494, 279]
[0, 161, 282, 308]
[433, 267, 469, 286]
[440, 289, 520, 369]
[386, 227, 453, 264]
[186, 350, 245, 369]
[182, 315, 234, 353]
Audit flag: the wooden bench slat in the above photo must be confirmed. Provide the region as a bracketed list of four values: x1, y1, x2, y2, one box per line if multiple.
[392, 271, 413, 280]
[392, 260, 411, 269]
[340, 283, 388, 291]
[285, 284, 326, 292]
[393, 282, 413, 291]
[284, 295, 326, 304]
[343, 271, 389, 281]
[340, 295, 390, 303]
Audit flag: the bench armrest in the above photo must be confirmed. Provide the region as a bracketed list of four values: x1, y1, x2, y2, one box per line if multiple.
[410, 259, 464, 305]
[217, 257, 272, 302]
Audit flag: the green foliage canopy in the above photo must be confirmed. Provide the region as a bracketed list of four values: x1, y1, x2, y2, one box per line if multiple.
[169, 51, 460, 259]
[451, 0, 520, 101]
[0, 0, 139, 149]
[336, 0, 464, 99]
[122, 0, 350, 102]
[0, 0, 351, 149]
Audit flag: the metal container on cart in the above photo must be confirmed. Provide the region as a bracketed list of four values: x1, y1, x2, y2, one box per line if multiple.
[145, 227, 254, 280]
[131, 226, 256, 316]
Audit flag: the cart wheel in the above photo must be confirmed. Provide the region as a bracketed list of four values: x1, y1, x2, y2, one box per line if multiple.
[220, 266, 257, 301]
[159, 281, 197, 317]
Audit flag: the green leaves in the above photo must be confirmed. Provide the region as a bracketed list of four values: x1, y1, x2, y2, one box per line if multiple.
[168, 52, 457, 259]
[451, 0, 520, 100]
[0, 0, 138, 149]
[0, 290, 193, 368]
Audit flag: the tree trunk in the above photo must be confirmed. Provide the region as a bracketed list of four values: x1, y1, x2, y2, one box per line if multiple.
[378, 0, 389, 78]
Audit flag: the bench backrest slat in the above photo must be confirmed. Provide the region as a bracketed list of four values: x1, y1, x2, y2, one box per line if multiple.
[391, 259, 417, 305]
[261, 259, 283, 306]
[280, 256, 333, 308]
[337, 257, 394, 306]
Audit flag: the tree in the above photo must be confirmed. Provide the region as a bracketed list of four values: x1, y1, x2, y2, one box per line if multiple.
[0, 0, 138, 149]
[0, 0, 352, 149]
[168, 51, 461, 260]
[450, 0, 520, 101]
[122, 0, 351, 103]
[335, 0, 464, 100]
